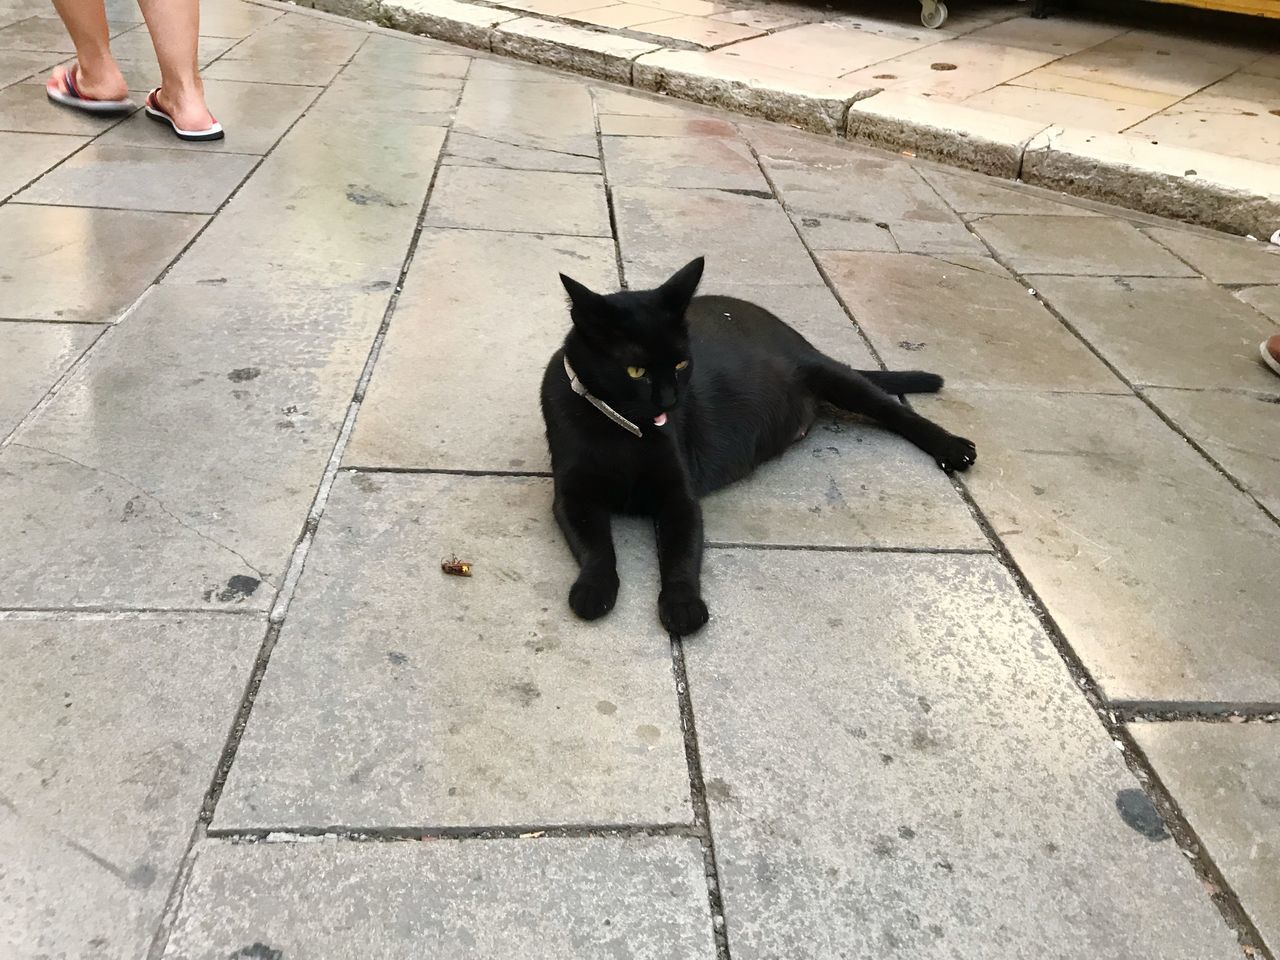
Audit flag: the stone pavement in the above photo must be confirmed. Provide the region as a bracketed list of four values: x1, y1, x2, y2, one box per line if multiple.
[284, 0, 1280, 235]
[1, 1, 1279, 958]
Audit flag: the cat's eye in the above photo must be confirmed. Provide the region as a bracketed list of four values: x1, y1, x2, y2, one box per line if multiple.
[627, 366, 646, 379]
[675, 360, 690, 371]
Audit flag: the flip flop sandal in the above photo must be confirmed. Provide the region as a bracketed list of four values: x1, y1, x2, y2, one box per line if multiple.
[144, 88, 224, 142]
[46, 64, 135, 115]
[1261, 338, 1280, 377]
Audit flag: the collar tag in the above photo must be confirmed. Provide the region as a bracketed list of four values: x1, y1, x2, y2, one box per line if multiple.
[563, 356, 644, 438]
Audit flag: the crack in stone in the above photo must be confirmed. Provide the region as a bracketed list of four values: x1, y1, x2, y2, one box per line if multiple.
[451, 130, 598, 161]
[11, 442, 276, 588]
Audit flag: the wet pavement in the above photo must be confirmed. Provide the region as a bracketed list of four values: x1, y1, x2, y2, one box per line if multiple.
[1, 1, 1278, 957]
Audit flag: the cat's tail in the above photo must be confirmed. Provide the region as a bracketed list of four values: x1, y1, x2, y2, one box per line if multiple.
[856, 370, 944, 394]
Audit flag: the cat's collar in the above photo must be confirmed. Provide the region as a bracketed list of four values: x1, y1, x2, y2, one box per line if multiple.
[563, 355, 644, 438]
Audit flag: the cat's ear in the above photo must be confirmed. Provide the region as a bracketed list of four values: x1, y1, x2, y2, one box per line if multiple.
[560, 273, 607, 312]
[659, 257, 705, 313]
[561, 273, 614, 337]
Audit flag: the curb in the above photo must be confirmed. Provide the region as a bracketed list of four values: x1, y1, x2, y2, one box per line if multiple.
[279, 0, 1280, 237]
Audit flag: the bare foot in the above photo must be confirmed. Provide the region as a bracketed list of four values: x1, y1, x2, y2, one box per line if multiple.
[47, 63, 129, 103]
[154, 84, 215, 131]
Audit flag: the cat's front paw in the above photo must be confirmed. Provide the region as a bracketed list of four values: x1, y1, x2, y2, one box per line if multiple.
[658, 585, 709, 636]
[934, 435, 977, 474]
[569, 572, 619, 621]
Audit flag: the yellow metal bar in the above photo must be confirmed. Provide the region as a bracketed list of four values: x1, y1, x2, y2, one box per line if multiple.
[1142, 0, 1280, 17]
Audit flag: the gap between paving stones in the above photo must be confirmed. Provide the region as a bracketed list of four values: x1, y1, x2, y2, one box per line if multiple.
[736, 133, 1275, 958]
[259, 0, 1280, 237]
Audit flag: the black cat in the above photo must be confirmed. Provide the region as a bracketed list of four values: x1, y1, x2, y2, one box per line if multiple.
[539, 257, 975, 636]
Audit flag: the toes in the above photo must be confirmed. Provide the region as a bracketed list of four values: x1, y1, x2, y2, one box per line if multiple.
[569, 577, 617, 621]
[659, 595, 709, 636]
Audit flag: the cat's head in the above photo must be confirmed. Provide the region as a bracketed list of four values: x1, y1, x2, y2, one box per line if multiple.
[559, 257, 704, 429]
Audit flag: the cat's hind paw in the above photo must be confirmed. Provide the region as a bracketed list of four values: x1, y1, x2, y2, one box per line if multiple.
[570, 573, 618, 621]
[659, 587, 709, 636]
[935, 435, 977, 474]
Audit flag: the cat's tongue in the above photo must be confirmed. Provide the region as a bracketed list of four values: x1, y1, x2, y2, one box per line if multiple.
[653, 412, 668, 427]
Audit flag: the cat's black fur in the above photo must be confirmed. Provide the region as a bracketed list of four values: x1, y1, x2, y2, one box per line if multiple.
[539, 257, 976, 636]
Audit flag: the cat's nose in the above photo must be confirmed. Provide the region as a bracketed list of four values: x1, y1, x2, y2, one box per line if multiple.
[656, 385, 677, 409]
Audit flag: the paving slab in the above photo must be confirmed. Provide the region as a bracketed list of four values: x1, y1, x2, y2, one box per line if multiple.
[920, 389, 1280, 704]
[1030, 276, 1278, 392]
[215, 473, 691, 829]
[216, 11, 368, 65]
[751, 126, 962, 228]
[0, 616, 262, 960]
[316, 68, 462, 122]
[162, 837, 715, 959]
[453, 76, 598, 156]
[1142, 225, 1280, 285]
[686, 550, 1240, 960]
[702, 416, 986, 549]
[1130, 723, 1280, 952]
[597, 113, 738, 137]
[424, 165, 610, 236]
[819, 251, 1123, 391]
[970, 215, 1196, 277]
[0, 48, 62, 87]
[345, 228, 616, 472]
[98, 78, 320, 155]
[699, 281, 872, 362]
[0, 320, 100, 438]
[0, 204, 204, 323]
[917, 166, 1104, 217]
[613, 186, 822, 289]
[0, 284, 386, 611]
[602, 133, 768, 190]
[1143, 387, 1280, 519]
[1235, 284, 1280, 324]
[17, 143, 258, 213]
[0, 81, 125, 135]
[0, 129, 85, 198]
[443, 129, 600, 172]
[0, 15, 134, 51]
[201, 52, 345, 86]
[194, 0, 284, 38]
[165, 112, 445, 288]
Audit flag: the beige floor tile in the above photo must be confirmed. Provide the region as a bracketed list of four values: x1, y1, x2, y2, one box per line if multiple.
[1236, 284, 1280, 324]
[1127, 72, 1280, 164]
[923, 389, 1280, 704]
[631, 14, 763, 46]
[1036, 30, 1256, 98]
[425, 166, 610, 236]
[0, 130, 85, 198]
[710, 8, 800, 31]
[0, 321, 102, 438]
[717, 21, 940, 79]
[0, 204, 205, 322]
[961, 14, 1126, 55]
[1142, 225, 1280, 285]
[503, 0, 615, 13]
[345, 229, 617, 472]
[569, 3, 669, 28]
[819, 250, 1121, 391]
[843, 36, 1056, 101]
[1243, 52, 1280, 79]
[1008, 65, 1180, 107]
[1144, 387, 1280, 518]
[1131, 724, 1280, 951]
[1030, 275, 1276, 391]
[598, 112, 737, 135]
[964, 83, 1161, 134]
[630, 0, 731, 15]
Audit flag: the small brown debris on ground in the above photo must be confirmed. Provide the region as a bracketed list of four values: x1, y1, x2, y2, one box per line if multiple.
[441, 557, 473, 577]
